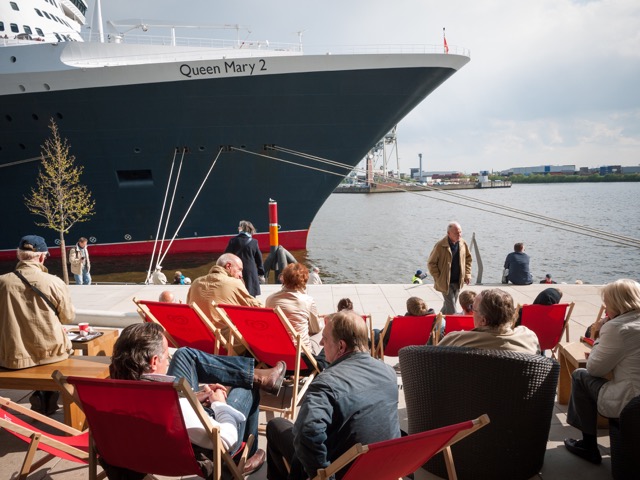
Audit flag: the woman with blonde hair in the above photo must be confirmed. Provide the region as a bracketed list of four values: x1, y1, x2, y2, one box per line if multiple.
[565, 279, 640, 464]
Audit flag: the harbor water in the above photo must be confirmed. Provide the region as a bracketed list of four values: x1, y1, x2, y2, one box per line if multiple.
[2, 183, 638, 285]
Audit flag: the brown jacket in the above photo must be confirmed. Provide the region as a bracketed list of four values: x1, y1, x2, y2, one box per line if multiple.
[0, 260, 74, 369]
[186, 265, 262, 343]
[427, 236, 472, 294]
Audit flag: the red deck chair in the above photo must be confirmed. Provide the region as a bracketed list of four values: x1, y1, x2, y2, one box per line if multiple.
[134, 297, 229, 355]
[215, 304, 321, 420]
[0, 396, 97, 480]
[443, 314, 475, 335]
[312, 414, 490, 480]
[520, 302, 575, 356]
[376, 313, 443, 359]
[61, 374, 250, 480]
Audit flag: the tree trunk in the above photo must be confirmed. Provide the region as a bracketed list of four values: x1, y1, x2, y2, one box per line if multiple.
[59, 232, 69, 285]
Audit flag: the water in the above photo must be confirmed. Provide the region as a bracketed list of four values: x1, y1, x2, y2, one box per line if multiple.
[2, 183, 639, 285]
[306, 182, 640, 285]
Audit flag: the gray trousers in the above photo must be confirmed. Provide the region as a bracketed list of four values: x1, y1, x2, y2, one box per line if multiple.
[440, 283, 461, 315]
[567, 368, 609, 436]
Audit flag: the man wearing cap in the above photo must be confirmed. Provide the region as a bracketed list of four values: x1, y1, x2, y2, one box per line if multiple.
[412, 270, 426, 284]
[0, 235, 75, 415]
[151, 265, 168, 285]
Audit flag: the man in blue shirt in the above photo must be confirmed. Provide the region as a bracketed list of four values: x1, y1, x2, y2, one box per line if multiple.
[503, 243, 533, 285]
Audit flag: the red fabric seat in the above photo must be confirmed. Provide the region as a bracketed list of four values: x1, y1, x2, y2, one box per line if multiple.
[520, 302, 574, 354]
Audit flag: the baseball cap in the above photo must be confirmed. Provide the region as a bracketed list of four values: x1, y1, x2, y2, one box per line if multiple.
[18, 235, 48, 253]
[416, 269, 423, 276]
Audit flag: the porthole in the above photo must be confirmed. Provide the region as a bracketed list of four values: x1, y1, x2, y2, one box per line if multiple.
[19, 143, 26, 149]
[56, 112, 63, 119]
[5, 115, 12, 122]
[124, 234, 132, 240]
[32, 114, 39, 120]
[54, 239, 61, 245]
[133, 147, 141, 153]
[89, 236, 97, 243]
[198, 146, 206, 151]
[43, 83, 50, 91]
[19, 85, 25, 92]
[10, 56, 16, 63]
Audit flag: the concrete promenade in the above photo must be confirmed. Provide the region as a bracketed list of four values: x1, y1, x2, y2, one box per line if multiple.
[0, 282, 614, 479]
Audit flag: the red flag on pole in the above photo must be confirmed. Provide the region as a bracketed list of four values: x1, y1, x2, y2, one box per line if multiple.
[443, 28, 449, 54]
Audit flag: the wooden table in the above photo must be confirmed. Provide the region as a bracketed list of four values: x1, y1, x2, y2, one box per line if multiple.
[557, 341, 609, 428]
[70, 328, 119, 356]
[557, 342, 590, 405]
[0, 356, 110, 430]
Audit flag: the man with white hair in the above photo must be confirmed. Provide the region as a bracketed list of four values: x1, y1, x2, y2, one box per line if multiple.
[187, 253, 262, 347]
[428, 221, 473, 314]
[0, 235, 75, 415]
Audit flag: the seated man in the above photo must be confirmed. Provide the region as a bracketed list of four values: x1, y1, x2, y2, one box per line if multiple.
[266, 310, 400, 479]
[503, 242, 533, 285]
[187, 253, 262, 348]
[458, 289, 477, 315]
[0, 235, 75, 415]
[108, 322, 287, 478]
[438, 288, 540, 354]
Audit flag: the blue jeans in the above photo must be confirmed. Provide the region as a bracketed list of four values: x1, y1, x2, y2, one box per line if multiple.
[74, 267, 91, 285]
[167, 347, 260, 455]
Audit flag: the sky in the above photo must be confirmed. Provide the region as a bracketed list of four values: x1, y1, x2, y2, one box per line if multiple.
[90, 0, 640, 174]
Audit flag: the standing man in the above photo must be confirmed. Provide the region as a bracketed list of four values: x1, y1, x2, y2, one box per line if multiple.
[428, 221, 473, 314]
[69, 236, 91, 285]
[266, 310, 400, 479]
[0, 235, 75, 415]
[503, 242, 533, 285]
[224, 220, 266, 297]
[187, 253, 262, 347]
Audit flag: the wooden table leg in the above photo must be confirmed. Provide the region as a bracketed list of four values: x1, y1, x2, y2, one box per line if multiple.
[63, 394, 86, 431]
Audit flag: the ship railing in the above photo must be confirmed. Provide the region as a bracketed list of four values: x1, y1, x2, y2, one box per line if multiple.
[303, 43, 471, 57]
[81, 31, 302, 52]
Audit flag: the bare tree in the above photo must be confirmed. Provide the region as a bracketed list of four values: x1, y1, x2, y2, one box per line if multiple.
[25, 120, 95, 284]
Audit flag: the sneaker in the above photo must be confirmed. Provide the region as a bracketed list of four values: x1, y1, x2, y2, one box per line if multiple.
[564, 438, 602, 464]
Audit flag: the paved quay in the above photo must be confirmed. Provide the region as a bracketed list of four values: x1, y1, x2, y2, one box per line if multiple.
[1, 282, 615, 479]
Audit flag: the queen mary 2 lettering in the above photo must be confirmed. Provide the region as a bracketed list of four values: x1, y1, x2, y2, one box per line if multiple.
[180, 59, 268, 78]
[0, 2, 470, 260]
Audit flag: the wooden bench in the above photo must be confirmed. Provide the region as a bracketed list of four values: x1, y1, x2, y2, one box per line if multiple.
[0, 356, 110, 430]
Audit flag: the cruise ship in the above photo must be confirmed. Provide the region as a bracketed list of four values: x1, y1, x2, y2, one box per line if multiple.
[0, 0, 470, 260]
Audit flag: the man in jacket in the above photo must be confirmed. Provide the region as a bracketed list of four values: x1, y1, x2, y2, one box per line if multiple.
[265, 310, 400, 479]
[187, 253, 262, 346]
[503, 242, 533, 285]
[0, 235, 75, 414]
[69, 236, 91, 285]
[427, 221, 473, 314]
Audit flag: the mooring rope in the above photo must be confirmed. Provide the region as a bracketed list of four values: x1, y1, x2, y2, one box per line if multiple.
[236, 145, 640, 249]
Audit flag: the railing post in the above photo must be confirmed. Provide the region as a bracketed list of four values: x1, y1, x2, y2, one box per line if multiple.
[470, 232, 483, 285]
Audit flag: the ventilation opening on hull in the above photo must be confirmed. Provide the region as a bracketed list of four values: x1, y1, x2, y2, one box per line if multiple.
[117, 169, 153, 187]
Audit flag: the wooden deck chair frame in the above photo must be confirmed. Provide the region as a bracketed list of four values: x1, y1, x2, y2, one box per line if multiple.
[0, 395, 106, 480]
[215, 304, 321, 420]
[520, 301, 575, 357]
[133, 297, 231, 356]
[311, 414, 490, 480]
[375, 313, 443, 359]
[54, 372, 252, 480]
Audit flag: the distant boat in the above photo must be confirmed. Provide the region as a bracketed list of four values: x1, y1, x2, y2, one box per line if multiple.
[0, 0, 470, 259]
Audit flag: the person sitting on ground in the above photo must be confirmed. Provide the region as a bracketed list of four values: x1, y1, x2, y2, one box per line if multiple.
[158, 290, 176, 303]
[438, 288, 540, 354]
[173, 271, 186, 285]
[307, 265, 322, 285]
[503, 242, 533, 285]
[564, 279, 640, 465]
[412, 269, 427, 284]
[457, 290, 477, 315]
[337, 297, 353, 311]
[540, 273, 557, 284]
[266, 311, 400, 480]
[0, 235, 75, 416]
[107, 322, 287, 478]
[265, 263, 327, 370]
[151, 265, 167, 285]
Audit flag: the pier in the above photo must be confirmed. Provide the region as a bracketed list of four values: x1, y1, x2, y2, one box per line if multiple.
[0, 282, 614, 479]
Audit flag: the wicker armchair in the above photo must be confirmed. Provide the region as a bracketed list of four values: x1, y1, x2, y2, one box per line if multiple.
[399, 345, 559, 480]
[609, 394, 640, 480]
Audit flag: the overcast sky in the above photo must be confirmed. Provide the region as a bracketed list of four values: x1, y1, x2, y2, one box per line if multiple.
[92, 0, 640, 174]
